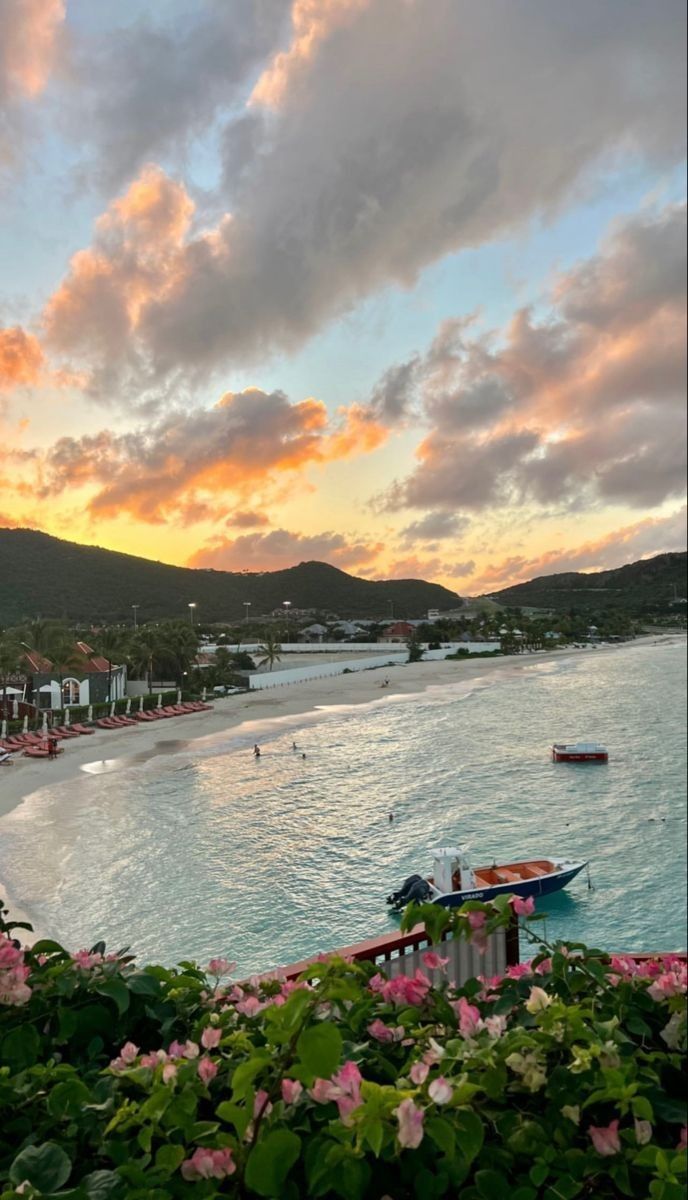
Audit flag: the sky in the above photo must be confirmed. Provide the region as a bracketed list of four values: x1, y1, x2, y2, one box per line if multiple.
[0, 0, 686, 597]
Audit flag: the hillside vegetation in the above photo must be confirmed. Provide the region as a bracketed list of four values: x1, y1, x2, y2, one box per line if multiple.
[487, 552, 687, 615]
[0, 528, 460, 625]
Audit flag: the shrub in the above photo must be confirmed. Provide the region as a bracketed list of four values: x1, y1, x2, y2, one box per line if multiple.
[0, 898, 685, 1198]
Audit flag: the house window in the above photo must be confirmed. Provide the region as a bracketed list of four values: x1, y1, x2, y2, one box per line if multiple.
[62, 678, 81, 706]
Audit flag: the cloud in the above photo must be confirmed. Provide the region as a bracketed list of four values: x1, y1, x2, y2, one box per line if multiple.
[0, 0, 65, 169]
[380, 203, 687, 515]
[0, 326, 43, 390]
[42, 0, 686, 389]
[382, 554, 475, 584]
[36, 384, 386, 522]
[399, 511, 470, 544]
[188, 526, 383, 572]
[65, 1, 287, 191]
[226, 510, 270, 528]
[471, 507, 688, 593]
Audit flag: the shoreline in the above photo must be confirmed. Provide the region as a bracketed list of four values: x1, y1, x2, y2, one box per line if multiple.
[1, 634, 683, 938]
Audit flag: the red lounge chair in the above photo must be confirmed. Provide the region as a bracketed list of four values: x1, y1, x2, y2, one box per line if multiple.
[53, 726, 80, 738]
[95, 718, 117, 728]
[71, 724, 95, 735]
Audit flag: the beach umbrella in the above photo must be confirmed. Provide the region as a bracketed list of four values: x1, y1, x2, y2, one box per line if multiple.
[22, 716, 28, 732]
[138, 696, 144, 712]
[202, 687, 207, 701]
[1, 720, 6, 739]
[176, 688, 182, 703]
[65, 708, 71, 726]
[125, 697, 131, 714]
[157, 693, 162, 708]
[88, 705, 93, 720]
[42, 713, 48, 734]
[12, 699, 18, 719]
[110, 702, 116, 717]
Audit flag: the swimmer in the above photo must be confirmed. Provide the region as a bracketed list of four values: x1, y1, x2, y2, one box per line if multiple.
[301, 752, 307, 759]
[253, 744, 261, 757]
[292, 741, 298, 751]
[389, 812, 394, 823]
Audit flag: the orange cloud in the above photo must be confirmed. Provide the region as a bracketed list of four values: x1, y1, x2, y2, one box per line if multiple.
[251, 0, 368, 109]
[43, 165, 194, 362]
[470, 507, 687, 593]
[0, 326, 43, 390]
[1, 0, 64, 99]
[188, 526, 383, 572]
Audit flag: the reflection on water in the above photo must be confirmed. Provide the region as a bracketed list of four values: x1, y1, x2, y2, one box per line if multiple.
[0, 640, 685, 972]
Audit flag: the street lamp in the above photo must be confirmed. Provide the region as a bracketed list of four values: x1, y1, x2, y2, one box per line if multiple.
[188, 602, 197, 625]
[243, 601, 251, 623]
[283, 600, 291, 641]
[132, 604, 139, 631]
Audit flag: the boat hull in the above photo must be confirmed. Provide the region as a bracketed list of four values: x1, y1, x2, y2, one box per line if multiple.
[552, 751, 607, 763]
[432, 862, 586, 908]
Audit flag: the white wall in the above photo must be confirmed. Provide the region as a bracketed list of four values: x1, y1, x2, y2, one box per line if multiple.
[247, 644, 500, 690]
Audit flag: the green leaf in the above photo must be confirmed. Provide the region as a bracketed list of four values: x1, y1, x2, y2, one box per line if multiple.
[359, 1116, 384, 1157]
[9, 1143, 72, 1192]
[30, 938, 67, 955]
[216, 1100, 252, 1139]
[94, 977, 131, 1015]
[476, 1169, 508, 1199]
[127, 972, 161, 996]
[544, 1178, 583, 1199]
[529, 1162, 549, 1187]
[245, 1130, 301, 1197]
[296, 1021, 343, 1080]
[632, 1096, 655, 1121]
[81, 1170, 125, 1198]
[427, 1116, 456, 1158]
[1, 1024, 40, 1071]
[455, 1109, 484, 1166]
[47, 1078, 91, 1120]
[155, 1144, 185, 1173]
[231, 1055, 269, 1100]
[511, 1190, 537, 1200]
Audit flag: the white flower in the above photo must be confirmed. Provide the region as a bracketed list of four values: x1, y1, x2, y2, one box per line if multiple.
[525, 986, 551, 1014]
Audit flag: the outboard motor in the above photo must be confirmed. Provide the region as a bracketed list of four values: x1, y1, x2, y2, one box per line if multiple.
[386, 873, 423, 907]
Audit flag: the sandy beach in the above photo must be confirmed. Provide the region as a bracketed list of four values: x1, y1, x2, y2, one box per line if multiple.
[0, 636, 681, 934]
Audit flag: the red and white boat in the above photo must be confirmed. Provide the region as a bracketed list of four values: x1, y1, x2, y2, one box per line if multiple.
[552, 741, 608, 763]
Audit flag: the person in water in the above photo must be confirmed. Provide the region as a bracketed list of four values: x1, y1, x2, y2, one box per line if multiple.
[292, 741, 298, 751]
[253, 744, 261, 757]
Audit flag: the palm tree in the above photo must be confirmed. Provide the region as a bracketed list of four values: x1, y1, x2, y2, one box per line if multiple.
[93, 628, 130, 702]
[0, 633, 22, 722]
[256, 634, 282, 672]
[128, 631, 158, 694]
[153, 621, 199, 688]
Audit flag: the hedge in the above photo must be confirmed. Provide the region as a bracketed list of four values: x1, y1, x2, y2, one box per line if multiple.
[0, 896, 685, 1198]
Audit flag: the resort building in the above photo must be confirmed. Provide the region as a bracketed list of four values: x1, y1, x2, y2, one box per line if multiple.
[19, 642, 127, 710]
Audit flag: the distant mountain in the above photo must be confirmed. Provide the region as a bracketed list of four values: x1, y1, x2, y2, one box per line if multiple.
[0, 528, 461, 625]
[486, 552, 687, 615]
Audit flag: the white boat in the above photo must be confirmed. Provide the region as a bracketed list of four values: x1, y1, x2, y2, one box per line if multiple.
[552, 742, 608, 763]
[387, 846, 587, 910]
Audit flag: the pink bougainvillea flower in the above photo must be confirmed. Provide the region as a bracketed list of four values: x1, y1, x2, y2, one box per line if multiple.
[206, 958, 236, 979]
[368, 1019, 395, 1043]
[168, 1040, 185, 1058]
[648, 969, 687, 1002]
[422, 951, 449, 971]
[201, 1026, 222, 1049]
[181, 1147, 235, 1181]
[676, 1125, 687, 1152]
[452, 995, 484, 1038]
[534, 958, 552, 975]
[198, 1056, 218, 1086]
[0, 935, 24, 970]
[506, 962, 534, 980]
[466, 911, 488, 953]
[236, 995, 265, 1017]
[428, 1076, 453, 1104]
[485, 1014, 507, 1038]
[422, 1037, 446, 1065]
[410, 1061, 429, 1085]
[588, 1120, 621, 1156]
[311, 1077, 338, 1104]
[0, 963, 32, 1006]
[311, 1062, 362, 1125]
[162, 1063, 178, 1084]
[253, 1089, 273, 1120]
[394, 1098, 425, 1149]
[510, 895, 535, 916]
[71, 949, 104, 970]
[281, 1078, 303, 1105]
[109, 1041, 140, 1072]
[139, 1050, 167, 1069]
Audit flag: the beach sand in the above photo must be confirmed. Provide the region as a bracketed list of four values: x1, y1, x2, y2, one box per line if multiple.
[0, 638, 677, 932]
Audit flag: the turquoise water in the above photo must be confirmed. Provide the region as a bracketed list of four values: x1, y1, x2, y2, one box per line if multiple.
[0, 639, 685, 972]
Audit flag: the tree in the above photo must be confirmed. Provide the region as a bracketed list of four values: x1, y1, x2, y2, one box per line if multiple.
[406, 632, 424, 663]
[93, 628, 130, 702]
[128, 632, 158, 694]
[0, 633, 22, 721]
[153, 621, 199, 688]
[256, 634, 282, 671]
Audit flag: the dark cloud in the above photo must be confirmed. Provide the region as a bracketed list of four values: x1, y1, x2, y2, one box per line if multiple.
[44, 0, 686, 389]
[226, 509, 270, 528]
[188, 526, 383, 572]
[380, 204, 687, 515]
[399, 512, 470, 543]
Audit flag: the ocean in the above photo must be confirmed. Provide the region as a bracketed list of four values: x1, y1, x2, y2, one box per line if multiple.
[0, 638, 685, 972]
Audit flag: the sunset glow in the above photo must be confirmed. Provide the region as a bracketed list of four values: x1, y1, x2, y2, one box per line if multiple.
[0, 0, 685, 595]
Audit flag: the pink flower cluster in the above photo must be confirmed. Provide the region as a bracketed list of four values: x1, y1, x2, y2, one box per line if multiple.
[0, 932, 31, 1007]
[110, 1035, 222, 1089]
[310, 1061, 363, 1125]
[181, 1146, 235, 1181]
[71, 949, 121, 971]
[607, 954, 687, 999]
[369, 969, 431, 1006]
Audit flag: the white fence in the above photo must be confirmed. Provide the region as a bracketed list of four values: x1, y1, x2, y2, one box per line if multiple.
[246, 643, 499, 690]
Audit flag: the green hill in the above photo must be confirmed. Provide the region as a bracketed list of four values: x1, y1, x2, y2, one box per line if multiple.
[486, 552, 687, 616]
[0, 528, 461, 625]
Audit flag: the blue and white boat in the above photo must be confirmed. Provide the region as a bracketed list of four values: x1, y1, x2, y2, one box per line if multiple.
[387, 845, 587, 910]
